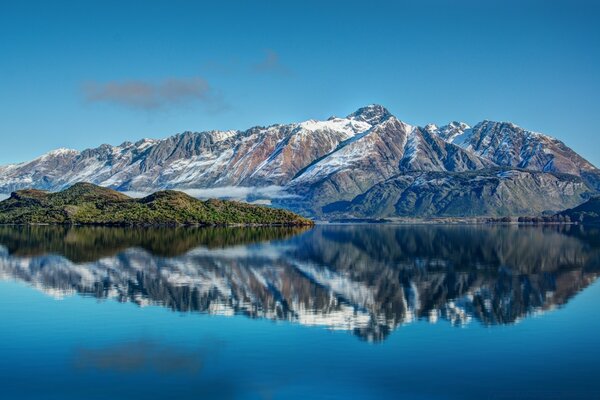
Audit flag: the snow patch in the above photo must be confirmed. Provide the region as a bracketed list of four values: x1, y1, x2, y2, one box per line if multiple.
[403, 130, 422, 163]
[45, 148, 80, 157]
[298, 118, 371, 137]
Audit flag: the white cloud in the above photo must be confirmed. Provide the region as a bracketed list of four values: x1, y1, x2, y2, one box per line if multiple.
[122, 186, 298, 202]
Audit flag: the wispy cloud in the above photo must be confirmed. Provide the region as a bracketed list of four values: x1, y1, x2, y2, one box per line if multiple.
[181, 185, 296, 200]
[253, 49, 291, 76]
[82, 77, 227, 112]
[123, 185, 298, 204]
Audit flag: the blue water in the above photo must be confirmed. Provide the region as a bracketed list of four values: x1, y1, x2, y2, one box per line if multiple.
[0, 225, 599, 399]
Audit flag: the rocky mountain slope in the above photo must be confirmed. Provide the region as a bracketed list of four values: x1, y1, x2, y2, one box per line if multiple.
[327, 169, 590, 218]
[0, 105, 598, 218]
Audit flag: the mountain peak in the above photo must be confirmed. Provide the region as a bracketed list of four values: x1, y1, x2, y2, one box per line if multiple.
[347, 104, 392, 125]
[425, 121, 470, 142]
[37, 148, 80, 160]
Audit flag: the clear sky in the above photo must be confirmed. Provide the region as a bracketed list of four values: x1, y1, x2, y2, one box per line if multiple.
[1, 0, 599, 166]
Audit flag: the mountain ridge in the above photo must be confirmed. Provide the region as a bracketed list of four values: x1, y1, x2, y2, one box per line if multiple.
[0, 105, 598, 219]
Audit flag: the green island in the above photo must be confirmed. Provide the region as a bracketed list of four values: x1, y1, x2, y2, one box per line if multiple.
[0, 183, 313, 226]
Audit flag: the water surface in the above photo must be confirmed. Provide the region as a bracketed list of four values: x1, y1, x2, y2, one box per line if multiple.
[1, 224, 599, 399]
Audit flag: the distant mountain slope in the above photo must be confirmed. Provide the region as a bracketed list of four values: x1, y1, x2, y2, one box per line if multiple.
[0, 105, 598, 218]
[557, 197, 600, 224]
[324, 169, 589, 218]
[0, 183, 312, 226]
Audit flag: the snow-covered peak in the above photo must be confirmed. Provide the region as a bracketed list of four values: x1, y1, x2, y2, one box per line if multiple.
[298, 117, 372, 136]
[424, 123, 438, 133]
[459, 120, 544, 145]
[45, 148, 80, 157]
[441, 122, 470, 142]
[347, 104, 392, 125]
[471, 120, 519, 132]
[447, 119, 599, 176]
[479, 121, 554, 142]
[134, 138, 160, 151]
[425, 121, 471, 142]
[31, 148, 80, 163]
[207, 130, 238, 142]
[175, 129, 239, 143]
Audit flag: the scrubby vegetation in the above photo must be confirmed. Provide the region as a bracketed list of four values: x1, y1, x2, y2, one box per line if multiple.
[0, 183, 313, 226]
[556, 196, 600, 224]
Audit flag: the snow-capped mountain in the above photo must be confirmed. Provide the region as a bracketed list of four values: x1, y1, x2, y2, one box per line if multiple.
[450, 121, 599, 182]
[425, 121, 470, 142]
[0, 105, 598, 218]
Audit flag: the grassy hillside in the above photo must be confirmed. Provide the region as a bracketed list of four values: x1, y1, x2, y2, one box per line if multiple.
[0, 183, 313, 226]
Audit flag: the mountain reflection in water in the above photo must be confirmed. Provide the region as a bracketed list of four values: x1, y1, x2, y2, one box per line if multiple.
[0, 224, 598, 341]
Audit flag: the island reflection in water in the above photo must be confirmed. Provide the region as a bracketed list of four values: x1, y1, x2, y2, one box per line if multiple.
[0, 224, 599, 341]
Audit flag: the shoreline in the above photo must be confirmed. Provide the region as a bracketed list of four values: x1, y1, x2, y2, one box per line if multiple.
[0, 222, 314, 228]
[1, 219, 595, 227]
[318, 218, 593, 226]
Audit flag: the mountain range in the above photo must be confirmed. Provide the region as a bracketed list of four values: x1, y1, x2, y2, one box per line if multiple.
[1, 105, 598, 218]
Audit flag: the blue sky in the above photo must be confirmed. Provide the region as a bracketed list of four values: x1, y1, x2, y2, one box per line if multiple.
[1, 0, 599, 166]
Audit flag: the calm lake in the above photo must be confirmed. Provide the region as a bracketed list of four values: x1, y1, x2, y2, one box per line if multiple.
[1, 224, 599, 399]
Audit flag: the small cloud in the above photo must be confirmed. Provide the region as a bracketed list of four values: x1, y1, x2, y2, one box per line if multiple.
[253, 49, 291, 76]
[82, 77, 228, 112]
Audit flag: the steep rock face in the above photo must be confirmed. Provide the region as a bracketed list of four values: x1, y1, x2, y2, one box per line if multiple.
[346, 104, 392, 125]
[288, 118, 414, 207]
[399, 128, 491, 173]
[451, 121, 600, 189]
[240, 118, 371, 186]
[425, 121, 470, 142]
